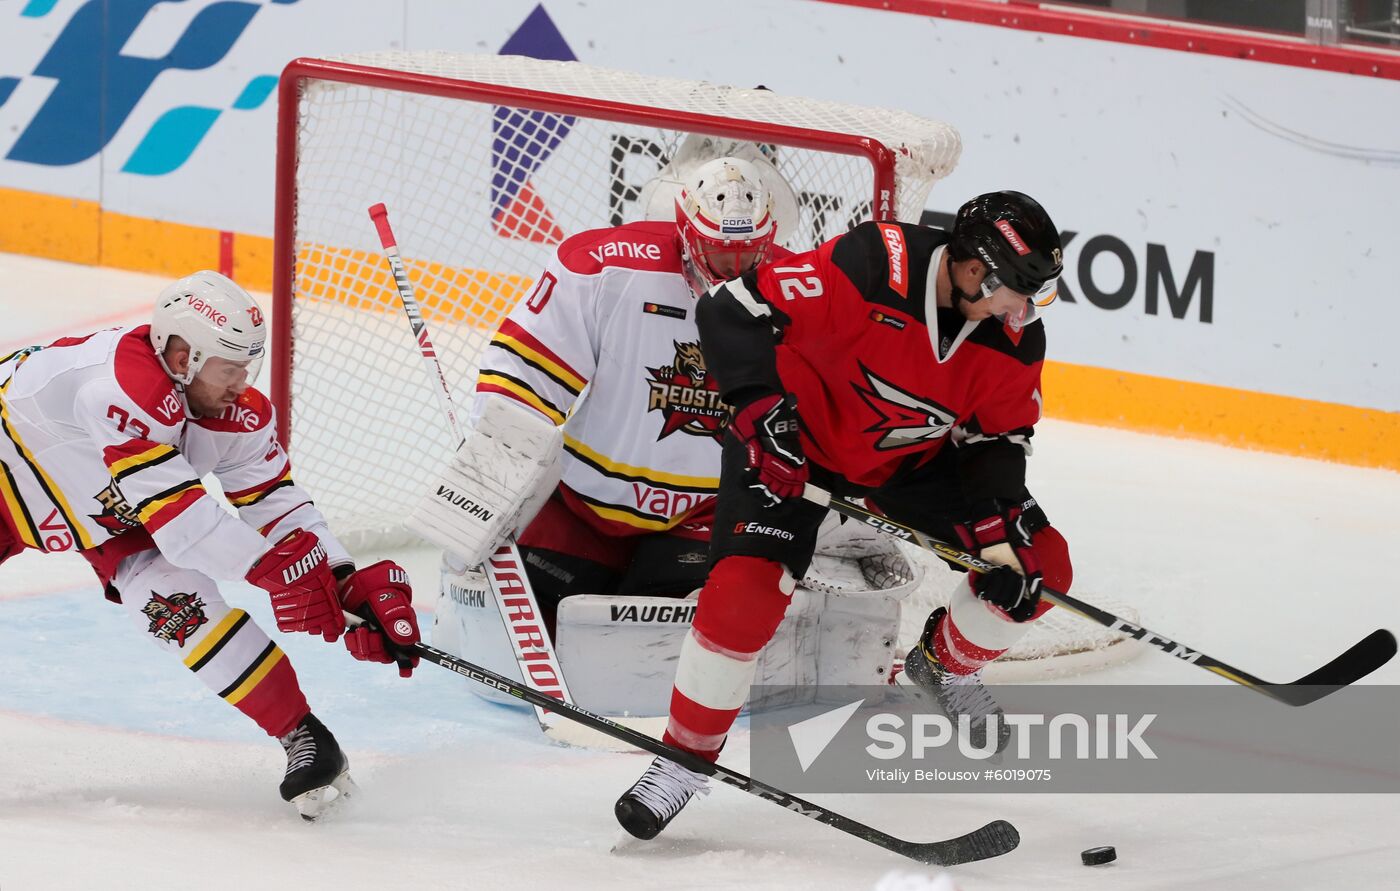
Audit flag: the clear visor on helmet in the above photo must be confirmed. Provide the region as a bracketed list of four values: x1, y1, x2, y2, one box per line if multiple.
[193, 353, 260, 390]
[978, 272, 1058, 330]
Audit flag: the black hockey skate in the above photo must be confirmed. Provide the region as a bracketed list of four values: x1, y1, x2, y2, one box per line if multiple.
[279, 713, 356, 821]
[615, 755, 711, 840]
[900, 608, 1012, 756]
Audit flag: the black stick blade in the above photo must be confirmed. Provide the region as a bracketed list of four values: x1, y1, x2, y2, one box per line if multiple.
[898, 819, 1020, 866]
[1271, 629, 1398, 706]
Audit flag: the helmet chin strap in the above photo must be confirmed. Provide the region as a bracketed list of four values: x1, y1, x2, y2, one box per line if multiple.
[946, 253, 985, 312]
[153, 347, 193, 390]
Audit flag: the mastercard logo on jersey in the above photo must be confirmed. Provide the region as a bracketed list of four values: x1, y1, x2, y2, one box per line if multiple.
[870, 310, 906, 331]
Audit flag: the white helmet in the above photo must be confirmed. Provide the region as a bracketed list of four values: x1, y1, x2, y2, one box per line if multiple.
[640, 135, 800, 242]
[676, 157, 778, 294]
[150, 271, 266, 386]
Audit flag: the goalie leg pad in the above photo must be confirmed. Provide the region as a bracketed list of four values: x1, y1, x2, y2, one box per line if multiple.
[553, 588, 819, 717]
[433, 555, 527, 706]
[814, 589, 900, 692]
[407, 395, 563, 567]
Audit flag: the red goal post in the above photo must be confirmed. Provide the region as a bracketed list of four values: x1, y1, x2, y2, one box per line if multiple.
[271, 52, 961, 547]
[269, 52, 1140, 675]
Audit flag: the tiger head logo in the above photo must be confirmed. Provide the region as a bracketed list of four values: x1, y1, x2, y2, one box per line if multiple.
[667, 341, 706, 383]
[645, 341, 726, 440]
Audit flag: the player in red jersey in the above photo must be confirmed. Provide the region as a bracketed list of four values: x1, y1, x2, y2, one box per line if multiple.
[0, 272, 421, 819]
[615, 191, 1072, 840]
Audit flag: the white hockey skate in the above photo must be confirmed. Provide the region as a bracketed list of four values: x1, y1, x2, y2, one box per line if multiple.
[614, 756, 711, 840]
[279, 713, 357, 821]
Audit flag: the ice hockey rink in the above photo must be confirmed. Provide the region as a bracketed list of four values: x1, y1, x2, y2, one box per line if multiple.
[2, 253, 1397, 890]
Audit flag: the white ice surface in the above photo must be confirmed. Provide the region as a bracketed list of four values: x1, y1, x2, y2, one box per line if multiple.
[1, 256, 1398, 890]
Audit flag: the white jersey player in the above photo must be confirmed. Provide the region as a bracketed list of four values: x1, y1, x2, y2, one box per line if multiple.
[413, 157, 922, 718]
[419, 157, 785, 634]
[0, 271, 422, 819]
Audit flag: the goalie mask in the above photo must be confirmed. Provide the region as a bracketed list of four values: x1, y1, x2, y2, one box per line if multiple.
[676, 157, 778, 295]
[150, 270, 266, 387]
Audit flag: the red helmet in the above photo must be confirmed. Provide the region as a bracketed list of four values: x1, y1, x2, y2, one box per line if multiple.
[675, 157, 778, 294]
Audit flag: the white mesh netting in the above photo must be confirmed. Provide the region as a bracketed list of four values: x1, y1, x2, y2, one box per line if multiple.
[897, 547, 1141, 678]
[281, 52, 1136, 673]
[282, 52, 960, 545]
[799, 524, 1139, 675]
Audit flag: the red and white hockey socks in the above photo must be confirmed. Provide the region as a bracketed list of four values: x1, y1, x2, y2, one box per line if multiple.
[127, 586, 310, 739]
[931, 525, 1072, 675]
[664, 556, 794, 760]
[930, 578, 1053, 674]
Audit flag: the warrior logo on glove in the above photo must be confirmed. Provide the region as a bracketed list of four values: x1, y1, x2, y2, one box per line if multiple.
[341, 560, 421, 678]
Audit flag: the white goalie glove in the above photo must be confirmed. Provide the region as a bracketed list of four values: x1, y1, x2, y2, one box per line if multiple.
[802, 513, 923, 601]
[406, 396, 563, 567]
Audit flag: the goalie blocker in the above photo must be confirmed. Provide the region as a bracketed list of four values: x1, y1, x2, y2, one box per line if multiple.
[407, 396, 563, 567]
[432, 514, 923, 715]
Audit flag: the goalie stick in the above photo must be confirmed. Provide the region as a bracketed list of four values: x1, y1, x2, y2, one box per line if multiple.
[368, 202, 576, 738]
[802, 484, 1396, 707]
[342, 612, 1019, 866]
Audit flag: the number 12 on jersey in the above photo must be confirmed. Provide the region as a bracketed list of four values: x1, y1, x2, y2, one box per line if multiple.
[773, 264, 823, 301]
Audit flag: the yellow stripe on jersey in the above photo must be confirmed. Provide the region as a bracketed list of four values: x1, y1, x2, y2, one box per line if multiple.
[106, 443, 176, 480]
[136, 481, 204, 524]
[490, 331, 587, 394]
[0, 379, 95, 550]
[0, 458, 40, 549]
[227, 467, 292, 508]
[583, 501, 691, 532]
[479, 373, 567, 425]
[223, 646, 285, 706]
[563, 434, 719, 491]
[183, 608, 247, 670]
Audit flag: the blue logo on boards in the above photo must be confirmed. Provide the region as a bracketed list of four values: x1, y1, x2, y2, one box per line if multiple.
[0, 0, 295, 175]
[489, 4, 578, 243]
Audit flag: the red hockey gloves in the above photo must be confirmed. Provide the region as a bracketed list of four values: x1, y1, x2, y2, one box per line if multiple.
[957, 499, 1043, 623]
[730, 392, 808, 507]
[246, 529, 345, 641]
[340, 561, 421, 677]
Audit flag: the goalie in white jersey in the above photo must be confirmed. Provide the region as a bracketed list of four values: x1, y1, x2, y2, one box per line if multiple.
[0, 272, 422, 820]
[420, 157, 785, 634]
[415, 154, 922, 716]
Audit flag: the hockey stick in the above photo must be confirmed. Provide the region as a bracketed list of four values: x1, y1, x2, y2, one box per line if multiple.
[368, 203, 575, 735]
[802, 484, 1396, 707]
[341, 612, 1018, 866]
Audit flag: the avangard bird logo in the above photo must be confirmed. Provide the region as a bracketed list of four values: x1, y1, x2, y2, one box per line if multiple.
[852, 363, 958, 451]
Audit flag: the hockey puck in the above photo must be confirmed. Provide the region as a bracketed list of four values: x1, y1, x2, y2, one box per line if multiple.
[1081, 846, 1116, 866]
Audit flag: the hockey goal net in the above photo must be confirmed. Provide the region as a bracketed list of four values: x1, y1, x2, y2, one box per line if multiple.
[272, 52, 1137, 675]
